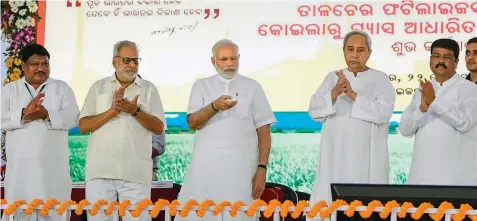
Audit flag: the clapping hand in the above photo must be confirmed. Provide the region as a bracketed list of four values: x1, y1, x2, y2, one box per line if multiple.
[331, 70, 348, 101]
[108, 87, 126, 117]
[23, 92, 48, 123]
[116, 95, 140, 115]
[420, 79, 435, 104]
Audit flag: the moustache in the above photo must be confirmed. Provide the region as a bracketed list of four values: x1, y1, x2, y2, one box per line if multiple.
[35, 71, 46, 75]
[435, 63, 447, 69]
[224, 68, 236, 72]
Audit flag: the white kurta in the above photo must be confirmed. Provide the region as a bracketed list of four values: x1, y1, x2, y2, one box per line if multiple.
[307, 68, 395, 207]
[1, 77, 80, 202]
[176, 74, 276, 221]
[399, 73, 477, 185]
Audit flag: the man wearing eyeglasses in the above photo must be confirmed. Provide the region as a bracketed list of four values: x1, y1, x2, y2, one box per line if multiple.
[78, 40, 166, 221]
[1, 43, 80, 221]
[399, 38, 477, 185]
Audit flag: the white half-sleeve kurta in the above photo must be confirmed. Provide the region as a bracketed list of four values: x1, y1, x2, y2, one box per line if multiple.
[1, 77, 79, 202]
[399, 73, 477, 185]
[307, 68, 395, 208]
[80, 75, 167, 185]
[175, 74, 276, 221]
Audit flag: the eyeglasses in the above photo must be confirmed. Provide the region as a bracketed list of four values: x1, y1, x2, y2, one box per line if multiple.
[116, 56, 141, 65]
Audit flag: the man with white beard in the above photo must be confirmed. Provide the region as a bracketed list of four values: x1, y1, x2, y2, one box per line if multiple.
[78, 40, 166, 221]
[307, 30, 396, 207]
[175, 39, 276, 221]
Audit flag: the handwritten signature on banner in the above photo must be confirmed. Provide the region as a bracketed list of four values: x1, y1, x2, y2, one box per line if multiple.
[151, 21, 198, 36]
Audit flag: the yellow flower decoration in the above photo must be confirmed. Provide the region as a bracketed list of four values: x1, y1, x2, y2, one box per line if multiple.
[5, 56, 13, 69]
[13, 58, 22, 66]
[13, 67, 22, 76]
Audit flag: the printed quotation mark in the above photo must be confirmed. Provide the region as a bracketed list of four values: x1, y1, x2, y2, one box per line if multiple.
[203, 9, 219, 19]
[66, 0, 82, 7]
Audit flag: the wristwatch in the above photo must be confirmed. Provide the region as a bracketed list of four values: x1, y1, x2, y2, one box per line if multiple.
[258, 164, 267, 170]
[132, 106, 141, 116]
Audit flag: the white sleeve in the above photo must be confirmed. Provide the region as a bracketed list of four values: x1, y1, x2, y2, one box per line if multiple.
[350, 76, 395, 125]
[45, 82, 80, 130]
[428, 85, 477, 133]
[187, 80, 205, 115]
[308, 72, 337, 123]
[0, 86, 24, 131]
[251, 84, 276, 128]
[398, 88, 428, 137]
[149, 85, 167, 130]
[79, 83, 99, 119]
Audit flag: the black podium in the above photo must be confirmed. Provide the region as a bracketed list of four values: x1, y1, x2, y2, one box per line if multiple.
[330, 183, 477, 221]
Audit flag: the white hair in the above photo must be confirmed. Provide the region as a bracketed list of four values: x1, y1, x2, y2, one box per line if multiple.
[113, 40, 139, 56]
[212, 39, 239, 57]
[343, 30, 372, 49]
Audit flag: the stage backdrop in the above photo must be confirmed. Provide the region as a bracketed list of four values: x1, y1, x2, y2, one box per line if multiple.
[23, 0, 477, 193]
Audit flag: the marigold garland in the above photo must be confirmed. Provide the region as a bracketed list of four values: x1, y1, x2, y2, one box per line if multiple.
[379, 200, 399, 219]
[105, 201, 120, 216]
[150, 199, 169, 218]
[263, 199, 281, 218]
[24, 199, 43, 215]
[306, 200, 327, 218]
[179, 199, 198, 217]
[246, 199, 267, 217]
[118, 200, 131, 217]
[39, 198, 60, 216]
[280, 200, 295, 218]
[130, 199, 153, 218]
[291, 200, 309, 219]
[229, 201, 246, 217]
[212, 201, 231, 216]
[3, 198, 477, 221]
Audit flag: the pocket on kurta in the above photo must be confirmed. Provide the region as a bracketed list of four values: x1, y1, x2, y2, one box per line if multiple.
[95, 93, 113, 114]
[234, 96, 251, 118]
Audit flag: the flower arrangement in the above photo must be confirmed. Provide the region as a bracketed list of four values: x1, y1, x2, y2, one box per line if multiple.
[1, 0, 41, 85]
[2, 198, 477, 221]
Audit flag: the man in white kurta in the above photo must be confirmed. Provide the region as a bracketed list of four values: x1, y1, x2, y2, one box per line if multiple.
[308, 31, 395, 208]
[400, 38, 477, 185]
[1, 44, 80, 221]
[78, 41, 166, 221]
[175, 39, 276, 221]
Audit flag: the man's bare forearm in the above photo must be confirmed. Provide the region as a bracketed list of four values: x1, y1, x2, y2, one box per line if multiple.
[256, 124, 272, 166]
[135, 110, 164, 135]
[187, 103, 217, 130]
[78, 110, 114, 134]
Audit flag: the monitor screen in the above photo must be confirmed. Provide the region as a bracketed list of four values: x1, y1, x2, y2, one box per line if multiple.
[330, 183, 477, 221]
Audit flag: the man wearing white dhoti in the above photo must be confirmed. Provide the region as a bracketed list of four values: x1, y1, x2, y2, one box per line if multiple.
[307, 30, 396, 208]
[175, 39, 276, 221]
[78, 41, 166, 221]
[1, 43, 80, 221]
[400, 38, 477, 185]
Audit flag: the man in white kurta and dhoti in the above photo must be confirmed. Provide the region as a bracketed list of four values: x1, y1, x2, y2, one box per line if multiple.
[1, 43, 80, 221]
[175, 39, 276, 221]
[307, 30, 396, 208]
[400, 38, 477, 185]
[78, 41, 166, 221]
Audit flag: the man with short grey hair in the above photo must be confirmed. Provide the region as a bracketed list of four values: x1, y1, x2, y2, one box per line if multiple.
[175, 39, 276, 221]
[79, 40, 166, 221]
[307, 30, 396, 207]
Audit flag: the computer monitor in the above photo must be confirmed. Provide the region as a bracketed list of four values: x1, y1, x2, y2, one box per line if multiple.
[330, 183, 477, 221]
